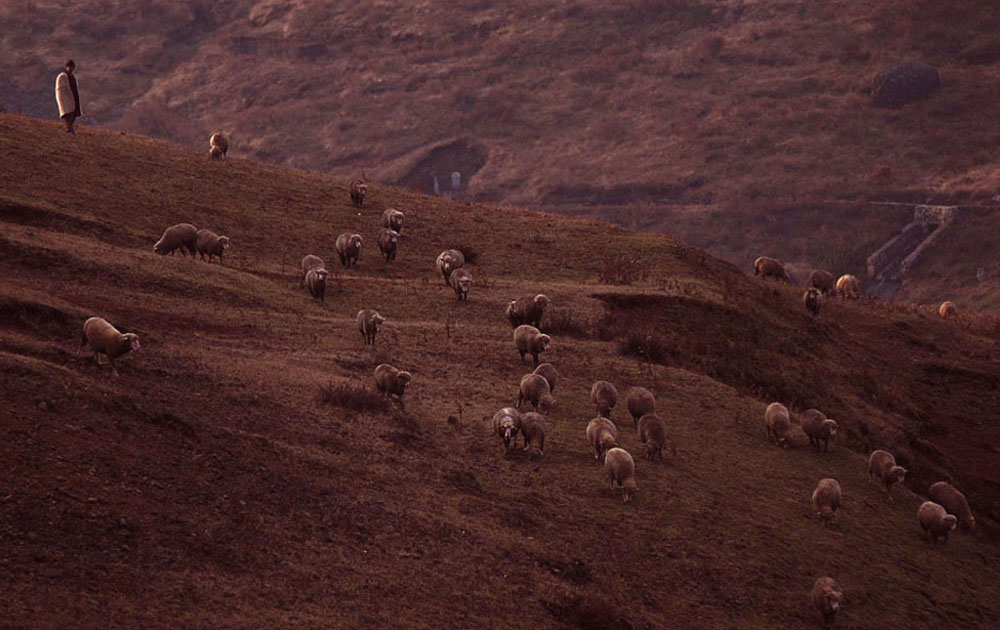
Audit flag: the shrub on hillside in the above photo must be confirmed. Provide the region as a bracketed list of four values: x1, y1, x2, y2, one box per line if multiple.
[540, 309, 590, 339]
[598, 254, 649, 285]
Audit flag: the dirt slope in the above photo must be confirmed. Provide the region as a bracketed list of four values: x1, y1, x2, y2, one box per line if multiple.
[2, 114, 1000, 629]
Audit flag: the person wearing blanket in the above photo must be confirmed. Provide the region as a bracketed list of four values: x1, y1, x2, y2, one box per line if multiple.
[55, 60, 82, 134]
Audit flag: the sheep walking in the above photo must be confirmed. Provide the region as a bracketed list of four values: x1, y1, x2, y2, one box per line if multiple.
[917, 501, 957, 544]
[868, 449, 907, 501]
[305, 268, 329, 302]
[764, 402, 791, 447]
[513, 325, 550, 366]
[349, 179, 367, 207]
[376, 228, 399, 262]
[517, 373, 554, 413]
[382, 208, 404, 233]
[435, 249, 465, 284]
[195, 228, 230, 264]
[811, 577, 843, 626]
[301, 254, 325, 284]
[809, 269, 836, 296]
[532, 363, 558, 393]
[812, 478, 842, 527]
[209, 131, 228, 159]
[590, 380, 618, 418]
[626, 386, 656, 427]
[80, 317, 140, 377]
[449, 268, 472, 301]
[506, 294, 550, 328]
[803, 288, 821, 317]
[801, 409, 838, 453]
[586, 416, 618, 461]
[939, 301, 957, 320]
[373, 363, 411, 402]
[153, 223, 198, 257]
[492, 407, 522, 452]
[335, 233, 363, 267]
[754, 256, 790, 283]
[357, 309, 385, 346]
[638, 413, 673, 462]
[519, 412, 547, 459]
[836, 274, 861, 299]
[928, 481, 976, 530]
[604, 447, 637, 504]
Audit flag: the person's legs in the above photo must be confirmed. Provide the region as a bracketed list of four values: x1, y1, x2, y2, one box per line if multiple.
[67, 113, 77, 134]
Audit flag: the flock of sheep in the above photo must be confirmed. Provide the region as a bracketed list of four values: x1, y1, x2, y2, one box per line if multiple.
[70, 135, 980, 625]
[754, 255, 960, 321]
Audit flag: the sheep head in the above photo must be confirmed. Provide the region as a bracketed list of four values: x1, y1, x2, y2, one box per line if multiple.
[124, 333, 140, 352]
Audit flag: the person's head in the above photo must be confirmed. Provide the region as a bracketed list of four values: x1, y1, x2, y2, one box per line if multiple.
[65, 60, 75, 74]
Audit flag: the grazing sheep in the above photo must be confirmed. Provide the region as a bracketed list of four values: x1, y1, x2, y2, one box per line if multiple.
[376, 228, 399, 262]
[764, 402, 791, 447]
[513, 325, 551, 366]
[349, 179, 367, 207]
[519, 411, 547, 459]
[357, 309, 385, 346]
[492, 407, 522, 452]
[638, 413, 673, 462]
[804, 288, 822, 317]
[605, 447, 637, 504]
[382, 207, 404, 233]
[939, 301, 957, 320]
[532, 363, 559, 393]
[868, 449, 907, 500]
[335, 233, 363, 268]
[80, 316, 140, 377]
[305, 268, 329, 302]
[586, 416, 618, 460]
[590, 381, 618, 418]
[626, 386, 656, 427]
[809, 269, 836, 296]
[435, 249, 465, 283]
[195, 228, 231, 264]
[928, 481, 976, 530]
[373, 363, 411, 401]
[836, 274, 861, 299]
[917, 501, 958, 544]
[153, 223, 198, 257]
[811, 577, 843, 626]
[517, 373, 555, 413]
[449, 268, 472, 301]
[801, 409, 838, 453]
[753, 256, 790, 283]
[505, 294, 550, 328]
[209, 131, 228, 159]
[812, 478, 843, 527]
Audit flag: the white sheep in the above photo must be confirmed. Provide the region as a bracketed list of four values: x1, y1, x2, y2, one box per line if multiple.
[153, 223, 198, 257]
[836, 274, 861, 299]
[754, 256, 790, 283]
[382, 207, 404, 233]
[492, 407, 522, 452]
[801, 409, 838, 453]
[626, 386, 656, 427]
[811, 478, 842, 527]
[195, 228, 230, 264]
[209, 131, 228, 159]
[590, 380, 618, 418]
[373, 363, 411, 401]
[79, 317, 140, 377]
[306, 268, 329, 302]
[506, 294, 550, 328]
[604, 447, 637, 504]
[810, 577, 843, 625]
[357, 309, 385, 346]
[586, 416, 618, 460]
[939, 301, 957, 320]
[435, 249, 465, 284]
[335, 233, 363, 268]
[638, 413, 673, 462]
[803, 287, 821, 317]
[868, 449, 906, 500]
[449, 268, 472, 301]
[513, 325, 550, 367]
[377, 228, 399, 262]
[928, 481, 976, 530]
[517, 373, 554, 413]
[764, 402, 791, 447]
[349, 179, 367, 207]
[532, 363, 559, 393]
[519, 412, 547, 459]
[917, 501, 957, 544]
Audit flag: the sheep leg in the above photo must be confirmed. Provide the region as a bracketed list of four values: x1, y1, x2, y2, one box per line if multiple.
[109, 358, 120, 378]
[518, 351, 526, 362]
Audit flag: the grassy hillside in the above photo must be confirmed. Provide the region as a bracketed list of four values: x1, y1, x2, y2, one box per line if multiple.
[2, 114, 1000, 628]
[4, 0, 1000, 207]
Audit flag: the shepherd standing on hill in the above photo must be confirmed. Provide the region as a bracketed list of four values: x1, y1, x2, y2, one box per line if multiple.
[55, 60, 81, 135]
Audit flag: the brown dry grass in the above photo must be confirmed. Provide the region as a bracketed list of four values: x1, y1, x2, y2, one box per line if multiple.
[2, 115, 1000, 629]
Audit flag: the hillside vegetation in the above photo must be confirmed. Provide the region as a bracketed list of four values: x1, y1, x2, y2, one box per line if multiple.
[2, 115, 1000, 628]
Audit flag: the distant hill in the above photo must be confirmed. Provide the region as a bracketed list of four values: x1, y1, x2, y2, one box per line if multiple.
[2, 113, 999, 628]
